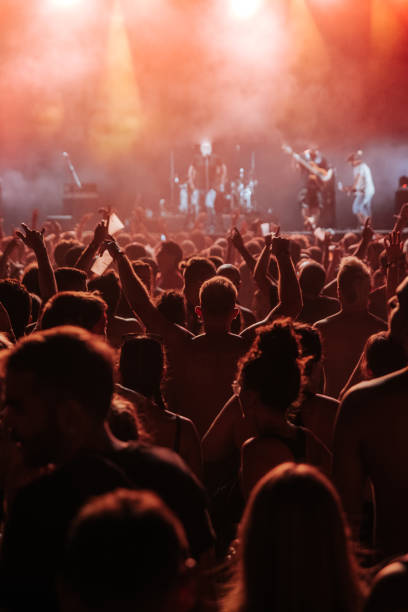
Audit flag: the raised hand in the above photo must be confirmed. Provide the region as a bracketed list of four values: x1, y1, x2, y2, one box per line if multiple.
[271, 229, 290, 257]
[100, 238, 121, 260]
[230, 227, 244, 251]
[15, 224, 46, 252]
[92, 220, 109, 247]
[361, 217, 374, 243]
[265, 226, 280, 248]
[384, 231, 403, 265]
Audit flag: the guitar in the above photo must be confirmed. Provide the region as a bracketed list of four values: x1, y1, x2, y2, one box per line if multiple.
[282, 145, 333, 183]
[337, 181, 364, 197]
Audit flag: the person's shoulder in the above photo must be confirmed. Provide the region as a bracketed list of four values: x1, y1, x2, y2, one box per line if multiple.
[313, 393, 340, 409]
[341, 367, 408, 410]
[366, 311, 387, 329]
[314, 311, 341, 328]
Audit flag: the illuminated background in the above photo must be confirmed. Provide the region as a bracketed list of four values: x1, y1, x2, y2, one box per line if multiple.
[1, 0, 408, 228]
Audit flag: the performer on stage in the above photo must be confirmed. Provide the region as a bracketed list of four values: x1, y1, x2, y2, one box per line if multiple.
[346, 150, 375, 227]
[298, 147, 335, 230]
[282, 144, 335, 230]
[187, 140, 228, 232]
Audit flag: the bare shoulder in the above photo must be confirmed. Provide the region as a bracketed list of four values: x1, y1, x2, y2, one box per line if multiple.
[314, 311, 341, 329]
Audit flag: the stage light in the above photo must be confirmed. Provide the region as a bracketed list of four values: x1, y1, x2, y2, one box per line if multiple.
[48, 0, 81, 7]
[229, 0, 264, 20]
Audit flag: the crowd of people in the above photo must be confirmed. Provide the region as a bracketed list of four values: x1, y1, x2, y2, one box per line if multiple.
[0, 204, 406, 611]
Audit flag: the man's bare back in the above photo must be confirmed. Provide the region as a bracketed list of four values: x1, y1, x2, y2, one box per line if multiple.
[315, 310, 386, 398]
[334, 367, 408, 558]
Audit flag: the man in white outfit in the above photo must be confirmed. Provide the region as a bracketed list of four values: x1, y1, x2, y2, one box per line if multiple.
[347, 150, 375, 226]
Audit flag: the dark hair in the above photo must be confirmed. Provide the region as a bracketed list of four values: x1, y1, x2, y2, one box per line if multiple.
[361, 332, 407, 379]
[62, 489, 190, 612]
[40, 291, 106, 333]
[158, 240, 183, 265]
[183, 257, 216, 287]
[119, 336, 165, 409]
[64, 245, 85, 267]
[53, 239, 82, 268]
[88, 271, 120, 316]
[238, 319, 302, 409]
[0, 279, 31, 339]
[6, 326, 114, 421]
[299, 261, 326, 297]
[108, 395, 140, 442]
[338, 257, 370, 303]
[22, 263, 40, 297]
[223, 463, 365, 612]
[156, 290, 186, 326]
[199, 276, 237, 317]
[209, 255, 224, 270]
[55, 267, 87, 292]
[124, 242, 147, 260]
[217, 264, 241, 289]
[131, 260, 152, 293]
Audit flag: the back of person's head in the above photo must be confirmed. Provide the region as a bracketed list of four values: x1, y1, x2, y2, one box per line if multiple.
[209, 245, 223, 259]
[157, 240, 183, 268]
[294, 321, 322, 368]
[124, 242, 147, 260]
[209, 255, 223, 270]
[342, 232, 358, 250]
[61, 489, 193, 612]
[183, 257, 216, 306]
[22, 263, 40, 297]
[337, 256, 371, 306]
[0, 279, 31, 339]
[54, 239, 82, 268]
[181, 240, 196, 259]
[119, 336, 164, 404]
[225, 463, 364, 612]
[306, 245, 323, 264]
[399, 175, 408, 187]
[40, 291, 107, 335]
[88, 271, 120, 317]
[217, 264, 241, 290]
[361, 332, 407, 379]
[132, 260, 153, 293]
[6, 326, 114, 425]
[55, 267, 88, 292]
[238, 319, 302, 410]
[199, 276, 237, 319]
[190, 230, 206, 252]
[299, 261, 326, 297]
[108, 395, 141, 443]
[65, 245, 85, 268]
[156, 290, 186, 326]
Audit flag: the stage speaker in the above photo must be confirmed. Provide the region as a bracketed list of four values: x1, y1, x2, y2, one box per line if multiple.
[63, 183, 99, 218]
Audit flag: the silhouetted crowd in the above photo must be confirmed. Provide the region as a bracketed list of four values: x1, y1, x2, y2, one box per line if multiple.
[0, 205, 407, 611]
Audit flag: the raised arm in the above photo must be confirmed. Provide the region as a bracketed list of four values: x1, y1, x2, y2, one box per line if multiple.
[267, 235, 302, 319]
[393, 202, 408, 234]
[104, 240, 170, 336]
[241, 236, 302, 339]
[230, 227, 257, 273]
[75, 220, 109, 273]
[352, 217, 374, 261]
[384, 230, 405, 302]
[253, 231, 278, 300]
[0, 238, 19, 279]
[16, 224, 57, 303]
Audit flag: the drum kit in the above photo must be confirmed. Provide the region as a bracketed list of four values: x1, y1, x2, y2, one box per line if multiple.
[177, 167, 257, 217]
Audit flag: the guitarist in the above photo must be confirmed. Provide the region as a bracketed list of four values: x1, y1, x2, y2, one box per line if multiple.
[298, 147, 334, 230]
[346, 150, 375, 227]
